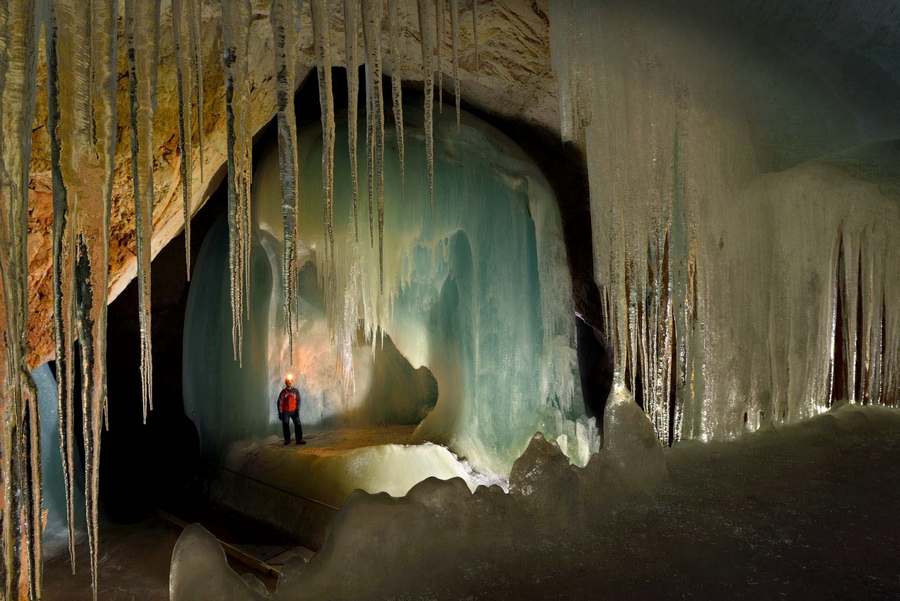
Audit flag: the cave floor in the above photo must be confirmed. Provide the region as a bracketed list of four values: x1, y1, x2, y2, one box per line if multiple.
[44, 406, 900, 600]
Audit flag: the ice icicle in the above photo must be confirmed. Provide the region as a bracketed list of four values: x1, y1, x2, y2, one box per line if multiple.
[56, 0, 120, 596]
[221, 0, 254, 363]
[363, 0, 386, 292]
[271, 0, 302, 352]
[450, 0, 460, 128]
[0, 2, 41, 597]
[125, 0, 158, 421]
[44, 2, 79, 572]
[186, 0, 205, 183]
[436, 0, 443, 112]
[343, 0, 360, 240]
[311, 0, 336, 284]
[471, 0, 478, 70]
[417, 0, 436, 206]
[388, 0, 405, 186]
[173, 0, 194, 278]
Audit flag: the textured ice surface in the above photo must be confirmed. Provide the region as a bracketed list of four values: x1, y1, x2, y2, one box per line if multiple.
[550, 0, 900, 444]
[184, 106, 597, 475]
[171, 404, 900, 601]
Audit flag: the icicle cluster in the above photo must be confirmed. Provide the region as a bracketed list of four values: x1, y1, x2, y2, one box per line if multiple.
[1, 2, 487, 598]
[549, 0, 900, 445]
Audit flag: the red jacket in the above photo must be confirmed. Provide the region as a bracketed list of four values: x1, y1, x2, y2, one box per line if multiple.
[277, 387, 300, 413]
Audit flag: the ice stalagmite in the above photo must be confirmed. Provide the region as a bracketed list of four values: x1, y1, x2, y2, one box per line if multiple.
[125, 0, 159, 421]
[271, 0, 302, 353]
[173, 0, 194, 278]
[0, 2, 41, 597]
[416, 0, 436, 206]
[221, 0, 254, 363]
[450, 0, 460, 128]
[311, 0, 336, 284]
[187, 0, 205, 182]
[343, 0, 360, 240]
[388, 0, 405, 185]
[362, 0, 386, 292]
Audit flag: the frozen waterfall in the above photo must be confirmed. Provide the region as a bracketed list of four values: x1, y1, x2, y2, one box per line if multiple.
[184, 104, 598, 476]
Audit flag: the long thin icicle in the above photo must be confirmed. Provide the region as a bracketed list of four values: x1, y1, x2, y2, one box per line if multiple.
[45, 1, 78, 573]
[186, 0, 205, 183]
[436, 0, 444, 112]
[472, 0, 478, 70]
[173, 0, 194, 279]
[362, 0, 386, 292]
[56, 2, 120, 599]
[343, 0, 360, 240]
[311, 0, 336, 284]
[388, 0, 405, 185]
[125, 0, 158, 422]
[221, 0, 253, 364]
[271, 0, 301, 355]
[0, 2, 41, 597]
[450, 0, 461, 128]
[417, 0, 436, 207]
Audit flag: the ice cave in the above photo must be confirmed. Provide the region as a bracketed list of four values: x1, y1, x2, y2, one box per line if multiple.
[1, 1, 900, 600]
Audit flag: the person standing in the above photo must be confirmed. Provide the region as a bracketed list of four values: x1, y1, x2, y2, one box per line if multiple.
[277, 374, 305, 445]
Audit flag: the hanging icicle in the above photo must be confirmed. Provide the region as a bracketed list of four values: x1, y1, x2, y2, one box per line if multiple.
[417, 0, 437, 207]
[436, 0, 444, 112]
[388, 0, 406, 186]
[472, 0, 478, 71]
[125, 0, 158, 422]
[362, 0, 386, 292]
[311, 0, 337, 283]
[44, 2, 79, 574]
[271, 0, 302, 354]
[221, 0, 254, 364]
[173, 0, 194, 279]
[344, 0, 360, 240]
[450, 0, 461, 128]
[186, 0, 205, 183]
[0, 2, 41, 598]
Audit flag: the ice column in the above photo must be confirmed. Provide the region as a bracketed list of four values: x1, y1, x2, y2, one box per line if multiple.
[416, 0, 437, 206]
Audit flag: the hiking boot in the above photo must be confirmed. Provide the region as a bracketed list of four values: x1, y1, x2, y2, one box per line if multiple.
[296, 439, 307, 445]
[283, 440, 290, 446]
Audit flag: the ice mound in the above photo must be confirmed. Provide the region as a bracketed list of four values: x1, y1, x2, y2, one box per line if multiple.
[169, 524, 270, 600]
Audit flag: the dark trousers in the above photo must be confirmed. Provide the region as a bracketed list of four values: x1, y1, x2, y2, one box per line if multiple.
[280, 410, 302, 443]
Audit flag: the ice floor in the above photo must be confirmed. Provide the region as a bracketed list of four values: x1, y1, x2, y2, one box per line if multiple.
[178, 403, 900, 601]
[42, 405, 900, 600]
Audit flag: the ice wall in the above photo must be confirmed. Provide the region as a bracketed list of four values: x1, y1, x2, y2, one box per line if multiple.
[184, 105, 598, 473]
[32, 364, 84, 555]
[550, 0, 900, 444]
